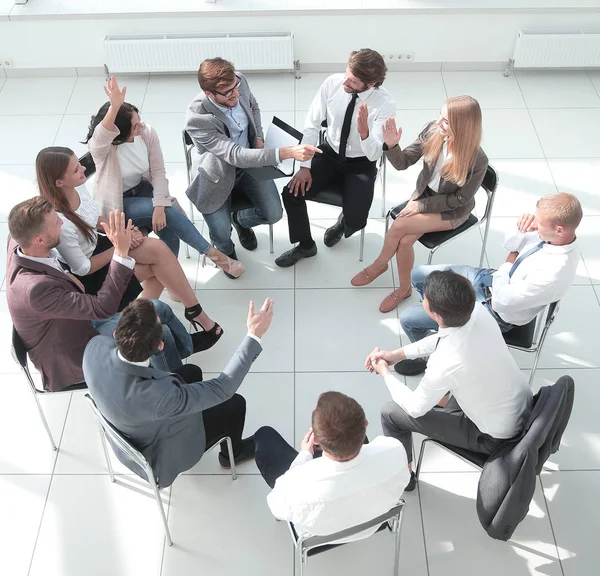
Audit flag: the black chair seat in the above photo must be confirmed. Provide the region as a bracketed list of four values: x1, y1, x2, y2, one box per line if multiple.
[389, 201, 479, 248]
[503, 318, 536, 349]
[435, 440, 489, 469]
[311, 187, 344, 208]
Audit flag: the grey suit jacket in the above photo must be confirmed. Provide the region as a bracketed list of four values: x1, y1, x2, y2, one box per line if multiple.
[83, 334, 262, 488]
[184, 72, 278, 214]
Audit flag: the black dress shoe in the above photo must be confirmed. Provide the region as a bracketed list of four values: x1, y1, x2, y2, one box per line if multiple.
[218, 437, 255, 468]
[394, 358, 427, 376]
[324, 213, 345, 248]
[232, 212, 258, 251]
[274, 243, 317, 267]
[405, 472, 417, 492]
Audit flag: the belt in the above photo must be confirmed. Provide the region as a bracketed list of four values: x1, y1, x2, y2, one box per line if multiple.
[322, 140, 375, 165]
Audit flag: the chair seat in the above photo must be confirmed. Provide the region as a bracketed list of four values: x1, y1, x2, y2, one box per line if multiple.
[503, 318, 536, 349]
[434, 440, 489, 469]
[389, 201, 479, 248]
[311, 187, 344, 208]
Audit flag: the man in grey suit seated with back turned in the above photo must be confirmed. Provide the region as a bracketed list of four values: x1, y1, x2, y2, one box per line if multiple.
[83, 297, 274, 488]
[185, 57, 320, 274]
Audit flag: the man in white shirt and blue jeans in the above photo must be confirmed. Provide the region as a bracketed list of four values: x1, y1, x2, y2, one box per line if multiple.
[395, 192, 582, 376]
[367, 270, 532, 491]
[254, 391, 409, 541]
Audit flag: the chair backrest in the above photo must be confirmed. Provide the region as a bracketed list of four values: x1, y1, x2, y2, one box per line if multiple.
[11, 326, 28, 370]
[182, 130, 194, 187]
[84, 393, 153, 483]
[504, 300, 560, 351]
[478, 164, 498, 224]
[78, 152, 97, 178]
[296, 500, 405, 554]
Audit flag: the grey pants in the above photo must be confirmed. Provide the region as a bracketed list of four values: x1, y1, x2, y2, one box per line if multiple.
[381, 396, 504, 462]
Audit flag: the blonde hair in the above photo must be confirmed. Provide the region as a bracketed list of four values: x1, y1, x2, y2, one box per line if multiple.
[536, 193, 583, 230]
[422, 96, 482, 187]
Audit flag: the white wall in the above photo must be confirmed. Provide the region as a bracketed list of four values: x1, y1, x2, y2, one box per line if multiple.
[2, 10, 600, 71]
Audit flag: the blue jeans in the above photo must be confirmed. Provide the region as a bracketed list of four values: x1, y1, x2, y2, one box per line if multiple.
[203, 170, 283, 255]
[91, 299, 192, 371]
[400, 264, 512, 343]
[123, 180, 211, 258]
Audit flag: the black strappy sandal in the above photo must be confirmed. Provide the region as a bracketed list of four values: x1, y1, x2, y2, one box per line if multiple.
[184, 304, 224, 352]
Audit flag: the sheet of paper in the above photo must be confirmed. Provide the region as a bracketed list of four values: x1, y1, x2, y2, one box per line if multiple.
[264, 116, 303, 176]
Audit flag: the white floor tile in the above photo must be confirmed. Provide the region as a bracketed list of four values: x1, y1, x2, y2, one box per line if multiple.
[517, 71, 600, 109]
[187, 289, 294, 373]
[162, 475, 293, 576]
[163, 162, 196, 218]
[66, 74, 149, 115]
[541, 471, 600, 576]
[0, 475, 50, 576]
[0, 77, 76, 116]
[53, 114, 90, 158]
[29, 475, 167, 576]
[576, 216, 600, 284]
[442, 71, 526, 109]
[295, 73, 331, 110]
[481, 109, 544, 159]
[245, 73, 295, 111]
[384, 72, 447, 109]
[295, 288, 402, 372]
[420, 473, 562, 576]
[0, 164, 38, 220]
[185, 372, 294, 475]
[546, 158, 600, 217]
[142, 74, 199, 114]
[532, 370, 600, 471]
[530, 108, 600, 158]
[140, 112, 187, 163]
[0, 116, 62, 164]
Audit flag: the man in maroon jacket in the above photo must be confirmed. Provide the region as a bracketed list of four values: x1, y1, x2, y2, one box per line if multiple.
[6, 197, 193, 392]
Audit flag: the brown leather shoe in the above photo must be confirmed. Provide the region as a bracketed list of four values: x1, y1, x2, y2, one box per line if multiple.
[350, 263, 389, 287]
[379, 288, 412, 313]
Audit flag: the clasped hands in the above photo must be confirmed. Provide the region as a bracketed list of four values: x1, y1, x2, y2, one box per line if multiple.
[364, 347, 396, 376]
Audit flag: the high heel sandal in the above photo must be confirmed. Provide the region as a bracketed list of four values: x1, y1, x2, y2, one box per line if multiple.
[202, 247, 245, 279]
[184, 304, 224, 352]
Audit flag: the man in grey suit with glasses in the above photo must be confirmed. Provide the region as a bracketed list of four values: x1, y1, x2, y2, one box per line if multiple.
[185, 57, 320, 272]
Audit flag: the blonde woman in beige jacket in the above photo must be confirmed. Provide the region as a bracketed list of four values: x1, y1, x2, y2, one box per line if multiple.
[85, 76, 244, 280]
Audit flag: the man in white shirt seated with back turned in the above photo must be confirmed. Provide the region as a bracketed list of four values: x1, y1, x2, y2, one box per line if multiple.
[366, 270, 532, 492]
[394, 192, 582, 376]
[253, 391, 409, 542]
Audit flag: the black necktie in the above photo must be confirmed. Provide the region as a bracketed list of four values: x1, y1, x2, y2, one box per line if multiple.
[338, 93, 359, 161]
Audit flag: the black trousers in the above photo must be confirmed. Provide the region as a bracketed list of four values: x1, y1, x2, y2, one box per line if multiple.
[381, 396, 504, 462]
[174, 364, 246, 456]
[282, 144, 378, 244]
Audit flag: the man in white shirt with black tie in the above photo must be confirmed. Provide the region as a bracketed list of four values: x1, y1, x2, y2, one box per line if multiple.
[275, 49, 396, 267]
[395, 192, 582, 376]
[366, 269, 532, 491]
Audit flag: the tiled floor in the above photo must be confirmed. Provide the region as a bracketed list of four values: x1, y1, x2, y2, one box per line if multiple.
[0, 70, 598, 576]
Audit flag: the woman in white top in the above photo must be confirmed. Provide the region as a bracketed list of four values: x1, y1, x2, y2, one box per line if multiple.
[83, 76, 243, 279]
[36, 146, 225, 352]
[351, 96, 488, 312]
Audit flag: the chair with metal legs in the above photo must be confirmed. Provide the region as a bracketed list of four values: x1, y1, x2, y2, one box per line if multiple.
[11, 326, 87, 451]
[503, 301, 560, 387]
[287, 500, 406, 576]
[182, 130, 274, 257]
[85, 393, 237, 546]
[385, 164, 498, 267]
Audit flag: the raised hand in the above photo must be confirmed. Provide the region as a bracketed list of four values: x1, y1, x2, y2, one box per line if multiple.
[247, 298, 274, 339]
[517, 213, 537, 233]
[103, 76, 127, 110]
[357, 102, 369, 140]
[382, 117, 402, 148]
[101, 209, 133, 258]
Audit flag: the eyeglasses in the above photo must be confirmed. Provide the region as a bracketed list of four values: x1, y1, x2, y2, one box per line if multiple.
[214, 79, 241, 98]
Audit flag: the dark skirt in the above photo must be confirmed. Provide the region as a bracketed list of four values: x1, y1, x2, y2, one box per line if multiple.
[79, 234, 142, 312]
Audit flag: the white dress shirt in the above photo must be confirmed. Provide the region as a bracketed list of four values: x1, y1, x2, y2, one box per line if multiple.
[266, 436, 409, 543]
[300, 73, 396, 168]
[383, 306, 532, 439]
[116, 136, 150, 191]
[491, 230, 580, 326]
[428, 141, 450, 192]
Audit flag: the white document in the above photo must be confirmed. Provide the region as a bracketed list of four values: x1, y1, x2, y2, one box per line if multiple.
[264, 116, 303, 176]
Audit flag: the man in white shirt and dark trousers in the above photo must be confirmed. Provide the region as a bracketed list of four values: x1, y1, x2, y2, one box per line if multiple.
[366, 270, 532, 491]
[254, 391, 409, 540]
[395, 192, 582, 376]
[275, 49, 396, 267]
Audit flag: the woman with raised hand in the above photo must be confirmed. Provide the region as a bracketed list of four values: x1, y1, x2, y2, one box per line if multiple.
[36, 146, 224, 352]
[84, 76, 244, 279]
[351, 96, 488, 312]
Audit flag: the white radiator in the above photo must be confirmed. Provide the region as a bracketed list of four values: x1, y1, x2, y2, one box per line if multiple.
[104, 32, 294, 74]
[513, 30, 600, 69]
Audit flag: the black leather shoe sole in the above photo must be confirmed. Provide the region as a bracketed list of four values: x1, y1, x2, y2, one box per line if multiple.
[232, 216, 258, 251]
[274, 244, 317, 268]
[394, 358, 427, 376]
[323, 213, 345, 247]
[218, 437, 255, 468]
[405, 472, 417, 492]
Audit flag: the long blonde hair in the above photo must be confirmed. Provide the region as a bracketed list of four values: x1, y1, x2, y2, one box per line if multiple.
[422, 96, 482, 187]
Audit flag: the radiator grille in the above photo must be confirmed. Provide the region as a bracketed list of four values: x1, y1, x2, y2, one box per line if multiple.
[104, 32, 294, 74]
[513, 30, 600, 68]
